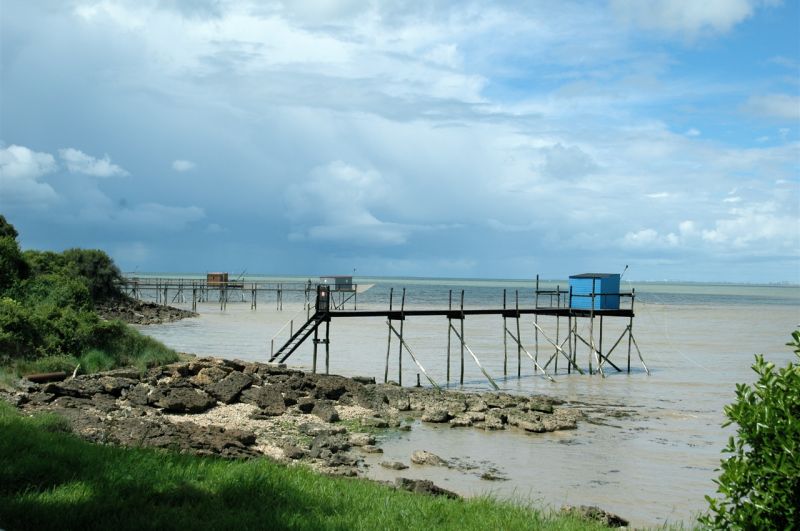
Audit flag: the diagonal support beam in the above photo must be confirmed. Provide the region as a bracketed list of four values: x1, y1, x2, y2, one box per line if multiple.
[532, 322, 585, 375]
[387, 322, 441, 391]
[448, 323, 500, 390]
[504, 326, 556, 383]
[574, 332, 621, 373]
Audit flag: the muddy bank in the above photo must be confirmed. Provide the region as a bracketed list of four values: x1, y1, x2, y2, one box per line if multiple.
[96, 297, 197, 325]
[4, 357, 583, 479]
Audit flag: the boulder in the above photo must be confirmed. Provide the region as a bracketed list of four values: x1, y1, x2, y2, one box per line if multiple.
[411, 450, 448, 467]
[241, 386, 286, 416]
[153, 386, 217, 413]
[206, 371, 253, 403]
[560, 505, 629, 528]
[380, 461, 409, 470]
[348, 433, 376, 447]
[421, 408, 451, 423]
[394, 478, 460, 499]
[311, 401, 340, 423]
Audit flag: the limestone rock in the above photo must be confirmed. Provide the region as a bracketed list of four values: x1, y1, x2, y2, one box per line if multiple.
[411, 450, 448, 467]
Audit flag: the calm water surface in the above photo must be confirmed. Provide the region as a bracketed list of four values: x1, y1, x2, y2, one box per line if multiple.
[136, 277, 799, 527]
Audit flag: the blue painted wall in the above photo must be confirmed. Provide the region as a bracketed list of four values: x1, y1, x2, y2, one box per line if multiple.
[569, 274, 620, 310]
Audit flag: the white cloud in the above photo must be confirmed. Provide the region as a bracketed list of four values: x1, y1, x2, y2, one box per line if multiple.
[0, 144, 58, 207]
[539, 143, 598, 180]
[172, 159, 196, 172]
[685, 128, 701, 136]
[286, 161, 409, 245]
[611, 0, 765, 38]
[742, 94, 800, 121]
[59, 147, 129, 177]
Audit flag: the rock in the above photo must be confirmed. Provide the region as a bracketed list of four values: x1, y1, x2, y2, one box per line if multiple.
[480, 471, 507, 481]
[348, 433, 376, 447]
[411, 450, 448, 467]
[313, 375, 360, 401]
[526, 397, 554, 414]
[360, 445, 383, 454]
[351, 376, 375, 385]
[97, 376, 139, 396]
[519, 420, 546, 433]
[560, 505, 629, 528]
[482, 415, 506, 430]
[43, 378, 104, 399]
[152, 386, 216, 413]
[312, 401, 340, 423]
[282, 445, 306, 460]
[421, 408, 451, 423]
[296, 397, 316, 414]
[380, 461, 409, 470]
[205, 371, 253, 403]
[191, 366, 230, 387]
[360, 416, 388, 429]
[466, 397, 488, 412]
[241, 386, 286, 416]
[394, 478, 460, 499]
[124, 383, 153, 406]
[449, 416, 473, 428]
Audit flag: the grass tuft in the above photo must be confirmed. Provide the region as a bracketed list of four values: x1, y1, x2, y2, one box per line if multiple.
[0, 400, 609, 531]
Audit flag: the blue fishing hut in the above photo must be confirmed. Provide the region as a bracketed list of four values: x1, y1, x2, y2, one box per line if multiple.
[569, 273, 620, 310]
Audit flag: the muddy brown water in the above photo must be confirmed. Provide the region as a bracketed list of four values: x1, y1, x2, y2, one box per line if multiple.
[136, 280, 799, 527]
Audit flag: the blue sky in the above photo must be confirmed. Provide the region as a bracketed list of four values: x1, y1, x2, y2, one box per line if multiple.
[1, 0, 798, 282]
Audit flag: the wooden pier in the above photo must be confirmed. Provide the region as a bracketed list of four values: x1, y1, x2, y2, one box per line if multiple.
[119, 275, 369, 312]
[269, 278, 649, 389]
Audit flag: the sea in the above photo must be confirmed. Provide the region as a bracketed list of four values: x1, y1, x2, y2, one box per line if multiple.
[132, 275, 800, 527]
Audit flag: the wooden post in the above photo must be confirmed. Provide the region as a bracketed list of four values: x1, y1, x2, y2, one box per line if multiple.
[312, 322, 319, 374]
[503, 289, 508, 377]
[385, 288, 393, 383]
[599, 315, 604, 371]
[566, 315, 571, 374]
[398, 288, 405, 386]
[515, 290, 521, 378]
[447, 290, 452, 384]
[555, 315, 560, 374]
[460, 290, 465, 385]
[627, 289, 634, 373]
[192, 284, 197, 313]
[534, 276, 539, 371]
[325, 318, 330, 375]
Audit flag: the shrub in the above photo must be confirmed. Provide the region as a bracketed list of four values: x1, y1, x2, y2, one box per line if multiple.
[700, 331, 800, 529]
[61, 248, 123, 302]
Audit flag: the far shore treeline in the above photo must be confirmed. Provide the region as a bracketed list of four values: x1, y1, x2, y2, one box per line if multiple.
[0, 215, 177, 377]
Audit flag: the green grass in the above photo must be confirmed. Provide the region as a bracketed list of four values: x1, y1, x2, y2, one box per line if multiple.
[0, 400, 605, 531]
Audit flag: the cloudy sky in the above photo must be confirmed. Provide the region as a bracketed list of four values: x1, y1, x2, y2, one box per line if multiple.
[1, 1, 798, 282]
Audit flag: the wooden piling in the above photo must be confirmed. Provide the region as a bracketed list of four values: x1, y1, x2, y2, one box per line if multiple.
[398, 288, 406, 385]
[385, 288, 393, 383]
[460, 290, 465, 385]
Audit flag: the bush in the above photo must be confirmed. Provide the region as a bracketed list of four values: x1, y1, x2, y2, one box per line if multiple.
[61, 248, 123, 302]
[700, 331, 800, 529]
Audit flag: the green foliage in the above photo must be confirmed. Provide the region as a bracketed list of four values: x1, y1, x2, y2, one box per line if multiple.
[61, 248, 123, 302]
[700, 331, 800, 529]
[0, 214, 19, 239]
[79, 349, 117, 373]
[0, 402, 604, 531]
[0, 216, 177, 375]
[0, 236, 28, 294]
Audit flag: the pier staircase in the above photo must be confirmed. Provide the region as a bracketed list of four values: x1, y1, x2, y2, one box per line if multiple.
[269, 312, 326, 363]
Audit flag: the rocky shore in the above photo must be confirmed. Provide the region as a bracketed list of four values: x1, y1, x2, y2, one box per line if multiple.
[4, 357, 581, 480]
[95, 297, 197, 325]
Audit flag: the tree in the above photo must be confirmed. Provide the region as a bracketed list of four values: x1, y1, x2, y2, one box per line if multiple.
[0, 217, 28, 294]
[0, 214, 19, 239]
[61, 248, 123, 302]
[700, 331, 800, 529]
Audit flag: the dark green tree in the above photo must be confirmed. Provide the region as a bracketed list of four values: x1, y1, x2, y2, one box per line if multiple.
[700, 331, 800, 529]
[0, 217, 28, 293]
[61, 248, 123, 302]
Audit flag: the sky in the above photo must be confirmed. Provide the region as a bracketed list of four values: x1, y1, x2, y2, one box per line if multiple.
[1, 0, 798, 283]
